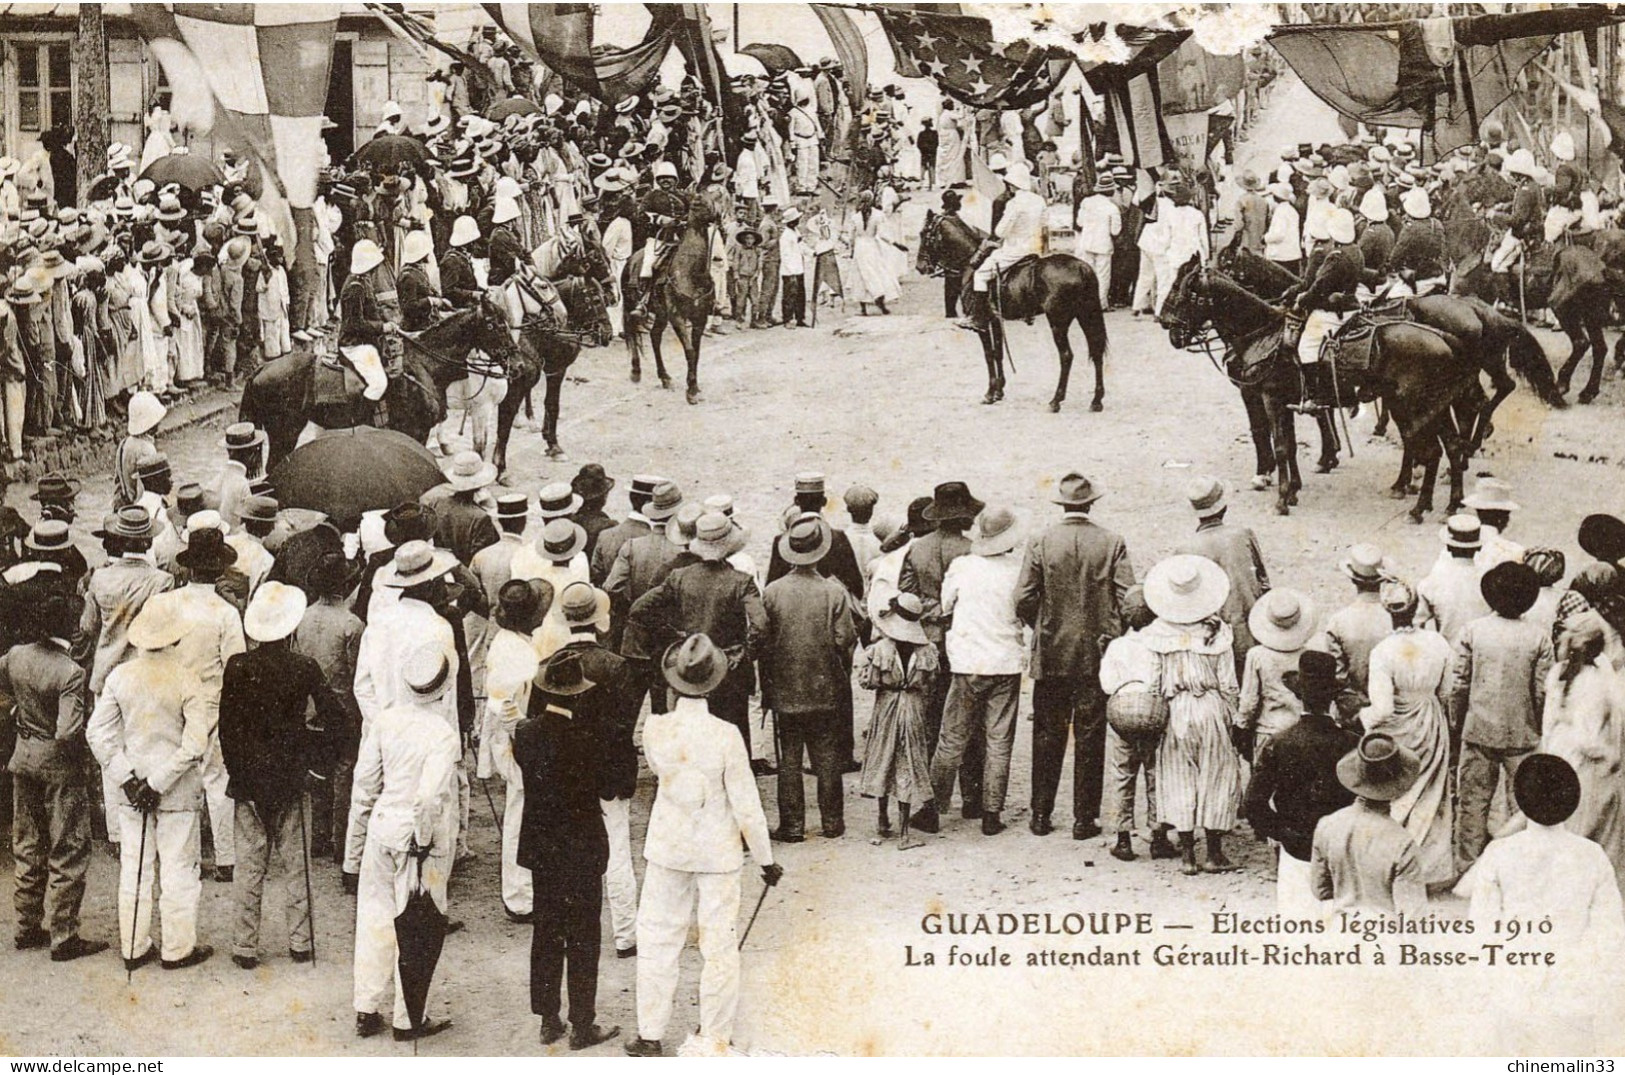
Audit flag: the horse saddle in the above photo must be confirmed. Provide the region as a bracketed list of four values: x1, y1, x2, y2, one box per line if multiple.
[314, 345, 389, 407]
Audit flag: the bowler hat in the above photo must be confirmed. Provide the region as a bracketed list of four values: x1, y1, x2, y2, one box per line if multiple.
[1480, 561, 1540, 618]
[1283, 649, 1339, 702]
[1337, 733, 1420, 801]
[661, 633, 729, 697]
[922, 481, 983, 523]
[1513, 753, 1581, 825]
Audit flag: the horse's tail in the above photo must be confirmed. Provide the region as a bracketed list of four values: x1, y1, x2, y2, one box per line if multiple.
[1075, 269, 1109, 365]
[1503, 320, 1566, 408]
[236, 364, 268, 428]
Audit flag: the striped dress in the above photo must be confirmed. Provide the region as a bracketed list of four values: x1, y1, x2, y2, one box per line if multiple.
[1144, 617, 1243, 832]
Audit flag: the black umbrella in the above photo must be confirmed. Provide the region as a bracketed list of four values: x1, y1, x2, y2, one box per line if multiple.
[741, 43, 805, 76]
[394, 854, 447, 1042]
[139, 153, 225, 192]
[486, 96, 542, 121]
[352, 133, 429, 173]
[269, 428, 444, 522]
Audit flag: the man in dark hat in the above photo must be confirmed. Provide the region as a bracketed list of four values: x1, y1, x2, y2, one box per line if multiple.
[765, 471, 864, 599]
[514, 648, 621, 1051]
[1310, 733, 1427, 914]
[428, 451, 500, 567]
[266, 514, 347, 598]
[1016, 473, 1135, 839]
[569, 464, 619, 562]
[590, 474, 661, 588]
[1448, 561, 1553, 874]
[1245, 650, 1359, 914]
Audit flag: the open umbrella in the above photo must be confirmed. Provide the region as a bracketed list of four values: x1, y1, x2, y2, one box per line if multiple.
[269, 427, 444, 521]
[139, 152, 225, 192]
[740, 42, 805, 76]
[352, 133, 429, 173]
[394, 854, 447, 1046]
[486, 96, 542, 121]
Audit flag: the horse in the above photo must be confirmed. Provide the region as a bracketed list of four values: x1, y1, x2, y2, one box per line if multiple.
[1160, 260, 1501, 522]
[626, 200, 717, 404]
[917, 209, 1109, 412]
[239, 295, 517, 471]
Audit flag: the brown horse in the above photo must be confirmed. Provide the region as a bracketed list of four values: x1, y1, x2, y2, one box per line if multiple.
[627, 200, 717, 404]
[917, 209, 1109, 412]
[239, 295, 517, 470]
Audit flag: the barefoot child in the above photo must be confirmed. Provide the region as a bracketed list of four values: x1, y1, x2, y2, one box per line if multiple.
[858, 593, 939, 849]
[1099, 585, 1178, 862]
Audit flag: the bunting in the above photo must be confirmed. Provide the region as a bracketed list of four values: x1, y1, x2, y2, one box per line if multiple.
[484, 2, 678, 104]
[871, 6, 1073, 111]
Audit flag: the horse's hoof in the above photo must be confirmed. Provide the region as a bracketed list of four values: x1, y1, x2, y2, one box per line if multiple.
[659, 378, 673, 390]
[1579, 390, 1599, 405]
[1388, 487, 1410, 500]
[686, 389, 701, 405]
[1275, 503, 1291, 517]
[1250, 475, 1273, 491]
[1406, 511, 1425, 525]
[545, 445, 567, 461]
[1090, 399, 1103, 413]
[630, 370, 642, 384]
[1048, 400, 1061, 414]
[1287, 491, 1299, 506]
[1315, 458, 1338, 474]
[982, 394, 998, 406]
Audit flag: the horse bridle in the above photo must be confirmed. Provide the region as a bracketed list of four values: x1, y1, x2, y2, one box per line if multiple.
[1164, 265, 1271, 390]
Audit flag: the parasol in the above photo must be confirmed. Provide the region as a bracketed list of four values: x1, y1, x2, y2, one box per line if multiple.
[486, 96, 543, 121]
[352, 134, 429, 173]
[269, 428, 444, 521]
[139, 152, 225, 192]
[740, 43, 804, 76]
[394, 854, 447, 1042]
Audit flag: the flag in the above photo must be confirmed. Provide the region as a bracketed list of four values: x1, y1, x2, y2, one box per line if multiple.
[1268, 7, 1625, 154]
[484, 3, 677, 104]
[872, 6, 1072, 111]
[129, 3, 339, 245]
[811, 4, 868, 109]
[1081, 30, 1190, 171]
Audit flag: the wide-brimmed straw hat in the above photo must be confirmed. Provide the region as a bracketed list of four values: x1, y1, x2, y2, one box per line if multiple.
[1462, 476, 1519, 513]
[441, 450, 498, 492]
[1337, 733, 1420, 801]
[1143, 554, 1230, 625]
[539, 519, 588, 563]
[128, 591, 189, 650]
[1248, 588, 1318, 651]
[690, 512, 745, 562]
[244, 581, 308, 643]
[558, 581, 611, 632]
[384, 540, 458, 589]
[971, 506, 1020, 556]
[877, 592, 929, 645]
[661, 633, 729, 698]
[535, 481, 583, 519]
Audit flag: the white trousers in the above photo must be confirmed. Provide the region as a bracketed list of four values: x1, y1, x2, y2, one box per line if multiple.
[201, 736, 235, 867]
[493, 744, 531, 916]
[1132, 254, 1159, 313]
[635, 863, 742, 1044]
[972, 246, 1032, 292]
[1276, 846, 1325, 919]
[455, 761, 471, 860]
[116, 806, 202, 962]
[1297, 308, 1345, 365]
[0, 380, 23, 460]
[354, 836, 451, 1029]
[1150, 254, 1179, 315]
[1078, 250, 1112, 307]
[1490, 232, 1523, 274]
[602, 798, 638, 951]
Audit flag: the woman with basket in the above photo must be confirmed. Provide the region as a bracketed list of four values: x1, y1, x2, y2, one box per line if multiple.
[1098, 585, 1177, 862]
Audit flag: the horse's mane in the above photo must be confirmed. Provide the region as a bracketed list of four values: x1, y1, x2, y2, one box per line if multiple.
[1203, 271, 1280, 332]
[940, 212, 987, 244]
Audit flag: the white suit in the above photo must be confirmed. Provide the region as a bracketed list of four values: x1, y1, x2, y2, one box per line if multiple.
[164, 584, 246, 873]
[354, 596, 459, 731]
[478, 627, 537, 917]
[346, 701, 460, 1031]
[636, 696, 774, 1047]
[973, 187, 1046, 293]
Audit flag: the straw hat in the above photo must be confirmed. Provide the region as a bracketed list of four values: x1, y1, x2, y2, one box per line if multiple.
[1550, 131, 1577, 163]
[1337, 733, 1420, 801]
[535, 481, 583, 520]
[1462, 476, 1519, 513]
[441, 450, 498, 492]
[403, 644, 453, 699]
[1248, 588, 1318, 651]
[877, 592, 929, 645]
[538, 519, 588, 563]
[1340, 544, 1388, 585]
[244, 581, 308, 643]
[1185, 475, 1228, 519]
[689, 511, 744, 562]
[383, 540, 458, 589]
[779, 513, 832, 566]
[1439, 514, 1482, 550]
[558, 581, 611, 632]
[661, 634, 729, 697]
[970, 506, 1020, 556]
[643, 481, 683, 522]
[1143, 554, 1230, 625]
[128, 591, 189, 650]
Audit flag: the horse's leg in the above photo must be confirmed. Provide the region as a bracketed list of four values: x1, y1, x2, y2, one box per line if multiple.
[1240, 385, 1274, 488]
[1046, 312, 1072, 413]
[1265, 389, 1295, 515]
[626, 318, 643, 383]
[1580, 313, 1608, 403]
[1440, 413, 1471, 515]
[475, 379, 508, 464]
[493, 378, 524, 476]
[1556, 310, 1585, 396]
[685, 312, 704, 406]
[649, 309, 673, 389]
[543, 372, 564, 455]
[978, 328, 999, 405]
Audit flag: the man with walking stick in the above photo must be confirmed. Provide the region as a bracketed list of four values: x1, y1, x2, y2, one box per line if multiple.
[218, 583, 344, 970]
[624, 634, 781, 1057]
[88, 595, 214, 972]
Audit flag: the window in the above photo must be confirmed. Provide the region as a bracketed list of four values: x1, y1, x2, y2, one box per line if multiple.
[11, 40, 73, 136]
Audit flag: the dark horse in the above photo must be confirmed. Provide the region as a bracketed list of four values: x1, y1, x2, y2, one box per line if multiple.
[1160, 260, 1553, 521]
[627, 199, 717, 404]
[240, 295, 517, 470]
[917, 209, 1109, 412]
[495, 272, 613, 467]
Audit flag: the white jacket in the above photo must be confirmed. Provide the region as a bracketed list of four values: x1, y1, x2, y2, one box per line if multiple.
[1264, 200, 1302, 262]
[354, 596, 458, 730]
[995, 189, 1047, 255]
[643, 697, 773, 874]
[344, 702, 460, 872]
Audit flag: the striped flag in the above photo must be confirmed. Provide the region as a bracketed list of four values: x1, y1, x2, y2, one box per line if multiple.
[485, 3, 677, 104]
[129, 3, 339, 244]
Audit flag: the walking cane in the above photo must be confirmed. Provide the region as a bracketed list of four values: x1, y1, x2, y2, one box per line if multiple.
[127, 810, 149, 984]
[480, 775, 503, 836]
[738, 881, 773, 951]
[298, 794, 317, 965]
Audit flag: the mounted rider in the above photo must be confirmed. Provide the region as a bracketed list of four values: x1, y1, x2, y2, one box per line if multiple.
[397, 230, 449, 332]
[486, 195, 528, 287]
[440, 215, 486, 309]
[1282, 205, 1364, 412]
[1488, 148, 1545, 279]
[957, 159, 1046, 332]
[336, 238, 396, 403]
[630, 161, 691, 317]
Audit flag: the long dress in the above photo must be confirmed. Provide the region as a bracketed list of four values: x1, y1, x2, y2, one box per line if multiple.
[857, 638, 938, 805]
[171, 262, 206, 383]
[1145, 618, 1243, 833]
[849, 208, 902, 305]
[937, 111, 968, 187]
[1360, 626, 1455, 884]
[1541, 659, 1625, 893]
[105, 268, 141, 398]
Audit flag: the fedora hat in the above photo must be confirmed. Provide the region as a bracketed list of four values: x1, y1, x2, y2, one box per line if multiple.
[219, 421, 267, 452]
[537, 649, 597, 697]
[571, 463, 615, 500]
[1283, 649, 1339, 703]
[1186, 475, 1228, 519]
[176, 527, 238, 574]
[1513, 753, 1581, 825]
[644, 480, 683, 522]
[1337, 732, 1420, 801]
[384, 540, 458, 589]
[128, 591, 189, 650]
[383, 502, 435, 547]
[923, 481, 984, 523]
[780, 513, 832, 566]
[127, 391, 167, 436]
[1144, 554, 1230, 625]
[558, 580, 610, 631]
[31, 474, 80, 503]
[666, 503, 703, 548]
[689, 511, 743, 562]
[1480, 561, 1540, 618]
[734, 227, 762, 248]
[24, 519, 71, 554]
[94, 505, 156, 542]
[403, 643, 453, 699]
[240, 496, 278, 527]
[1463, 476, 1519, 513]
[1093, 175, 1116, 195]
[877, 592, 929, 645]
[1052, 472, 1105, 509]
[1238, 170, 1262, 192]
[441, 450, 498, 492]
[535, 481, 583, 519]
[495, 578, 550, 634]
[661, 633, 729, 697]
[244, 581, 307, 643]
[971, 506, 1020, 556]
[539, 518, 588, 562]
[1439, 514, 1482, 550]
[1248, 588, 1318, 651]
[1340, 544, 1388, 585]
[1579, 513, 1625, 563]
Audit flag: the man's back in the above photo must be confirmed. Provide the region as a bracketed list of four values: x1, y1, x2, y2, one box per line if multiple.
[1310, 801, 1424, 913]
[514, 687, 612, 877]
[1451, 613, 1552, 749]
[590, 517, 650, 585]
[1418, 553, 1489, 642]
[1016, 516, 1132, 680]
[1246, 719, 1357, 861]
[901, 529, 972, 643]
[762, 571, 857, 715]
[85, 558, 174, 691]
[1177, 523, 1268, 649]
[642, 697, 770, 873]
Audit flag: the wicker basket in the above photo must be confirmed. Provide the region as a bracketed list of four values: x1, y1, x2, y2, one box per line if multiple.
[1106, 688, 1169, 740]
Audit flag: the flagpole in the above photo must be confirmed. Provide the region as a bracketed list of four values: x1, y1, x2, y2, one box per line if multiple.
[734, 3, 740, 52]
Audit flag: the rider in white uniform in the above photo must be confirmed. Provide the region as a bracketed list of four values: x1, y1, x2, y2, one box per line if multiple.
[958, 160, 1045, 331]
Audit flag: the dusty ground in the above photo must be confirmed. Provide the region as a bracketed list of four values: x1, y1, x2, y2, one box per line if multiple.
[4, 74, 1625, 1056]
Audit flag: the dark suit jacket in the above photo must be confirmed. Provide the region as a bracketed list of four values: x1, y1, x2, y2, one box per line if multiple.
[1244, 716, 1358, 861]
[556, 636, 636, 799]
[1014, 516, 1134, 681]
[514, 667, 615, 880]
[590, 517, 651, 586]
[766, 523, 864, 600]
[626, 560, 765, 695]
[431, 495, 499, 567]
[899, 530, 972, 644]
[218, 644, 341, 810]
[575, 507, 619, 563]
